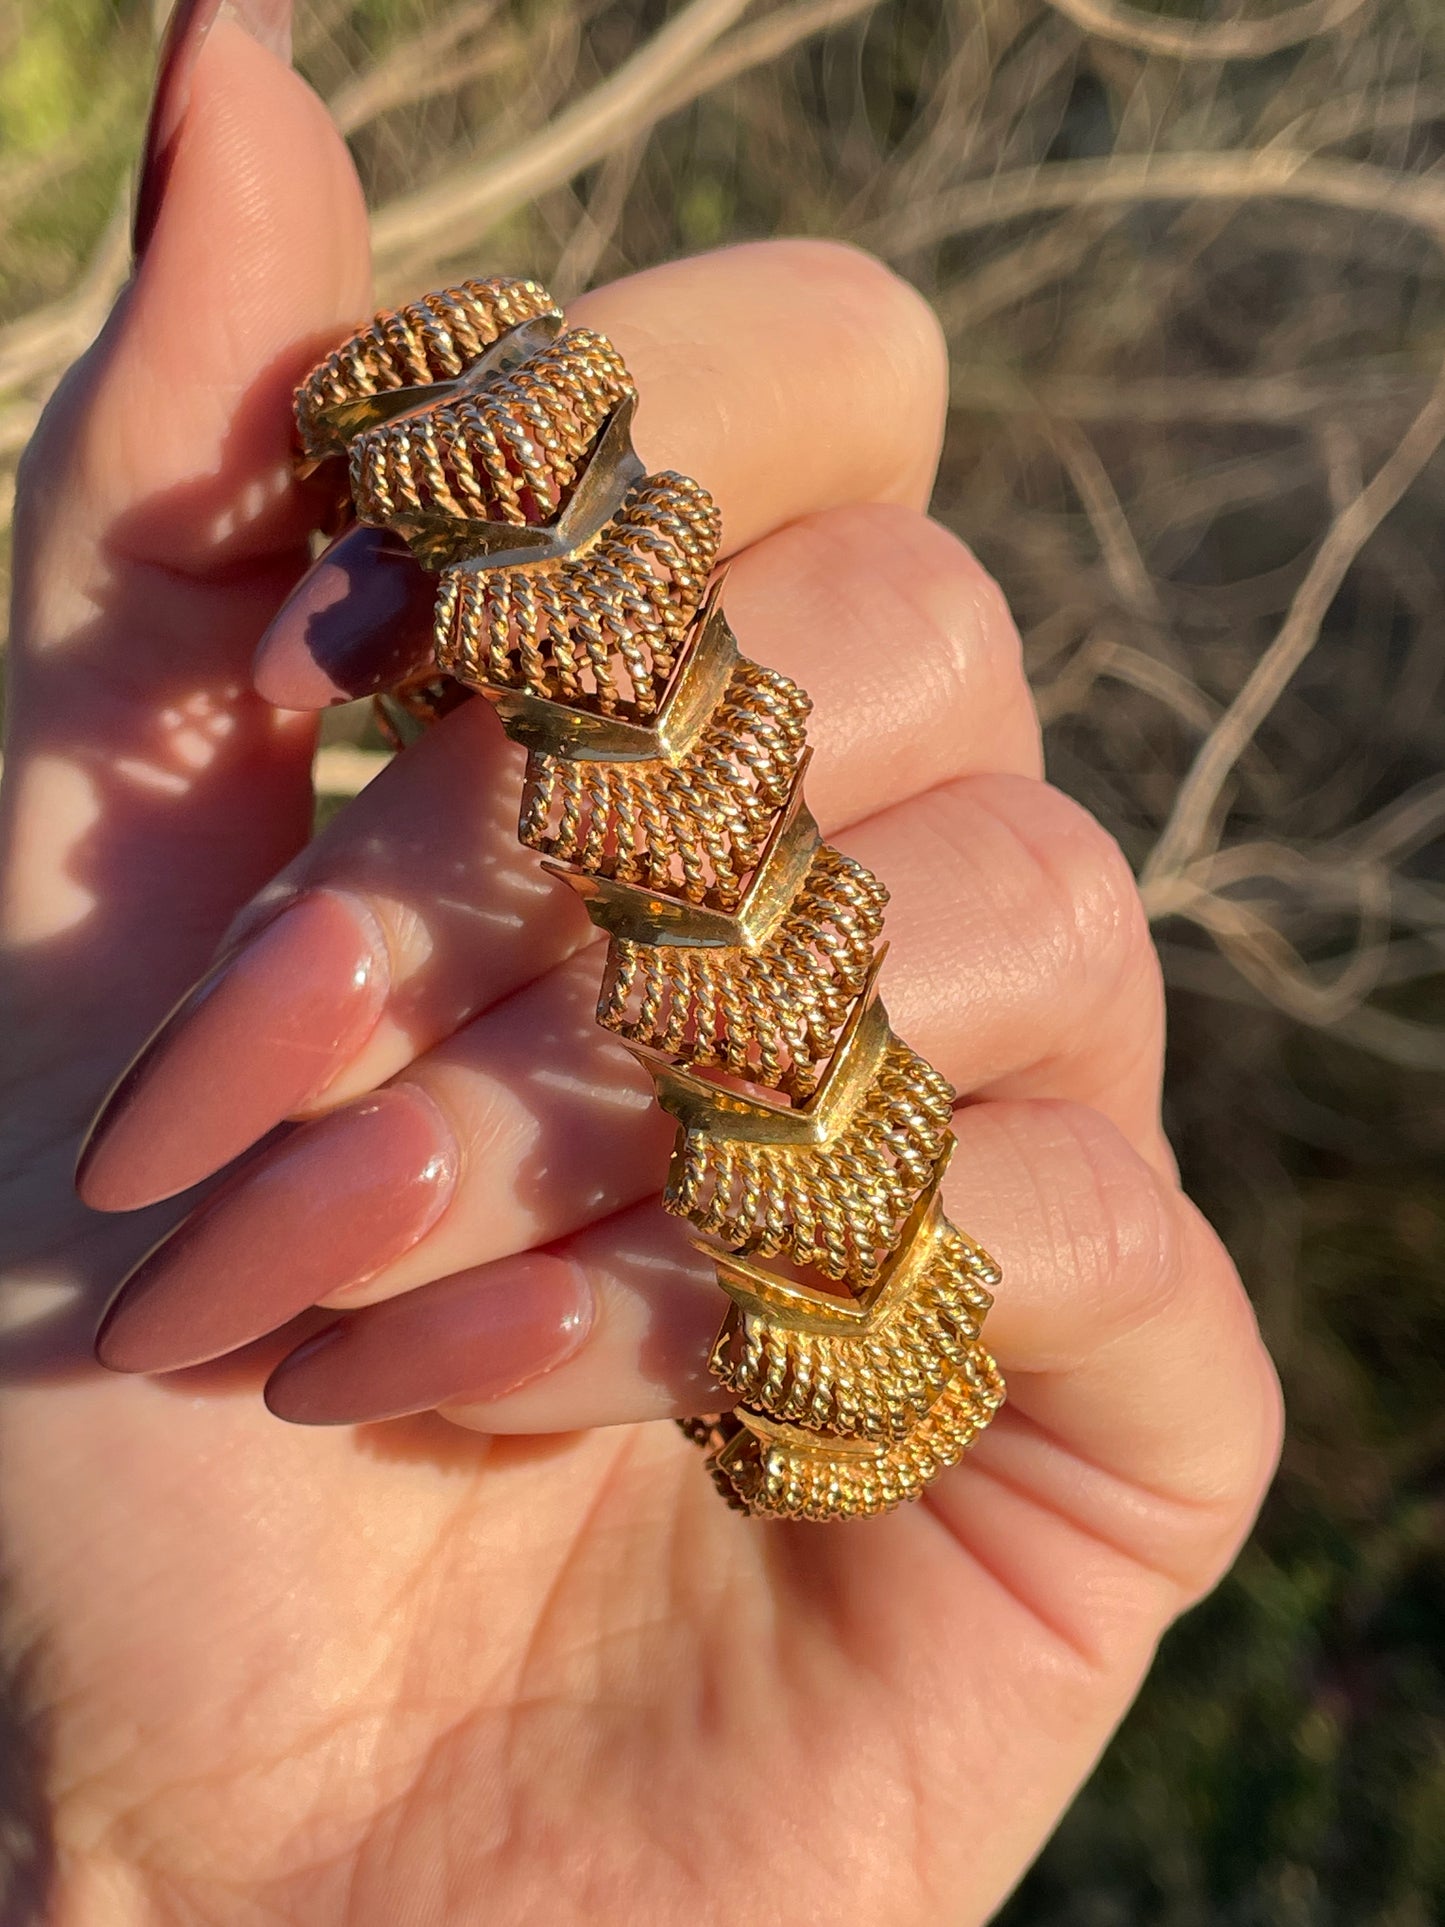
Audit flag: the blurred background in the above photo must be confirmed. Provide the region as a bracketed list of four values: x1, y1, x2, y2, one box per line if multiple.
[2, 0, 1443, 1919]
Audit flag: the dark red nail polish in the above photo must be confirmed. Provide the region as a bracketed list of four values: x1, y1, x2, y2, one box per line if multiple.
[78, 890, 388, 1212]
[263, 1253, 592, 1424]
[252, 523, 439, 709]
[96, 1086, 458, 1374]
[134, 0, 294, 262]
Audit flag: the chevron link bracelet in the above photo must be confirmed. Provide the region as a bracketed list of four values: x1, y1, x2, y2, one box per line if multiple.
[294, 276, 1005, 1522]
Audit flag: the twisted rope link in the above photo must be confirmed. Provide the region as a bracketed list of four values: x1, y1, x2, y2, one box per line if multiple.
[352, 328, 636, 529]
[295, 277, 561, 461]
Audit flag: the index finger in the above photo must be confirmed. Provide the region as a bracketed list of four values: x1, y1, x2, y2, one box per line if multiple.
[253, 239, 948, 707]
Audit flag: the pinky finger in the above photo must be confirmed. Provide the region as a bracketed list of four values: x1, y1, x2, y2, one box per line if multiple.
[264, 1101, 1280, 1553]
[263, 1207, 716, 1431]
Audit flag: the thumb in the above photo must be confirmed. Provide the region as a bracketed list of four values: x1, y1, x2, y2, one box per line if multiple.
[28, 4, 371, 579]
[2, 4, 371, 1072]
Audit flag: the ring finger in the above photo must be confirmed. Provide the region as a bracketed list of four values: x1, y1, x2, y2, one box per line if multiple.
[257, 1096, 1276, 1588]
[95, 760, 1165, 1372]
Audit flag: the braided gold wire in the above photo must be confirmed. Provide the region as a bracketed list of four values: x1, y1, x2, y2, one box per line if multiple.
[351, 327, 635, 530]
[654, 1017, 957, 1281]
[434, 472, 720, 714]
[710, 1206, 1000, 1440]
[704, 1352, 1006, 1521]
[598, 841, 888, 1099]
[295, 276, 562, 461]
[297, 278, 1004, 1521]
[520, 657, 810, 903]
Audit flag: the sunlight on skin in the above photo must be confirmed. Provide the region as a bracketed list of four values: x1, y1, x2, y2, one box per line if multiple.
[205, 460, 295, 547]
[1, 756, 101, 941]
[532, 1066, 654, 1111]
[155, 692, 240, 769]
[0, 1277, 85, 1336]
[112, 758, 191, 797]
[69, 691, 247, 809]
[441, 1274, 719, 1433]
[283, 857, 591, 1108]
[434, 875, 553, 918]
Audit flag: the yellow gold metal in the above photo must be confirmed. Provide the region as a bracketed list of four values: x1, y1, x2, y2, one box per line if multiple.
[295, 279, 564, 464]
[701, 1145, 1002, 1442]
[551, 758, 823, 946]
[297, 274, 1004, 1520]
[485, 578, 740, 762]
[434, 460, 720, 716]
[707, 1353, 1005, 1520]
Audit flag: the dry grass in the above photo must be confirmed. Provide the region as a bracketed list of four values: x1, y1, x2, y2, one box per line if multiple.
[2, 1, 1444, 1918]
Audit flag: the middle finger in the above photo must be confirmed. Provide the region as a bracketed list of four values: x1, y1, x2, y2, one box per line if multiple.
[79, 498, 1037, 1213]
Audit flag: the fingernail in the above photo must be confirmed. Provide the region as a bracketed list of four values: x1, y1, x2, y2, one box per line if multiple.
[253, 523, 439, 709]
[263, 1253, 593, 1425]
[134, 0, 295, 263]
[96, 1087, 458, 1374]
[78, 891, 388, 1211]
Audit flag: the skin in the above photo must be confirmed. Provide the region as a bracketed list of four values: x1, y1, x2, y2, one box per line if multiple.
[0, 15, 1282, 1927]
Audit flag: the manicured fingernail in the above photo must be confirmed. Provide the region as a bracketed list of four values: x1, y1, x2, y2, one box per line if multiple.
[78, 891, 388, 1211]
[96, 1087, 458, 1374]
[134, 0, 294, 262]
[253, 523, 439, 709]
[263, 1253, 592, 1425]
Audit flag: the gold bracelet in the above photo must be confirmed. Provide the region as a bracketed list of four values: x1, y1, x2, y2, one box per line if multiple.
[295, 277, 1004, 1520]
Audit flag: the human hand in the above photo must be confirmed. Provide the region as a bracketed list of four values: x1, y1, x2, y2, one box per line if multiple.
[0, 6, 1281, 1922]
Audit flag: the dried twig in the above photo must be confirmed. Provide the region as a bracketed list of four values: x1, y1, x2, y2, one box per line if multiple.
[551, 135, 648, 297]
[1049, 420, 1167, 620]
[1043, 0, 1372, 63]
[0, 204, 129, 396]
[875, 149, 1445, 258]
[369, 0, 755, 281]
[326, 2, 509, 135]
[659, 0, 882, 110]
[1035, 635, 1222, 732]
[1142, 359, 1445, 890]
[949, 364, 1431, 426]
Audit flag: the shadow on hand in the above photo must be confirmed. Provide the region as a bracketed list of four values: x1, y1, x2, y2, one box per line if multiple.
[0, 344, 718, 1496]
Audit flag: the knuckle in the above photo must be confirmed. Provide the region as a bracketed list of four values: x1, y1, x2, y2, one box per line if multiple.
[976, 1098, 1184, 1345]
[937, 776, 1160, 1019]
[1035, 1099, 1186, 1338]
[1033, 1104, 1282, 1568]
[1171, 1204, 1286, 1548]
[784, 503, 1028, 714]
[766, 237, 949, 441]
[969, 1098, 1281, 1601]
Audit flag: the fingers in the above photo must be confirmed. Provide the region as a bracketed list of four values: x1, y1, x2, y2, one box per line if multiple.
[133, 3, 295, 261]
[263, 1252, 599, 1426]
[593, 240, 949, 526]
[252, 240, 950, 707]
[262, 1099, 1281, 1653]
[928, 1101, 1283, 1612]
[259, 1099, 1279, 1597]
[94, 1087, 460, 1373]
[326, 771, 1169, 1297]
[94, 766, 1169, 1371]
[2, 11, 370, 1083]
[81, 508, 1038, 1208]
